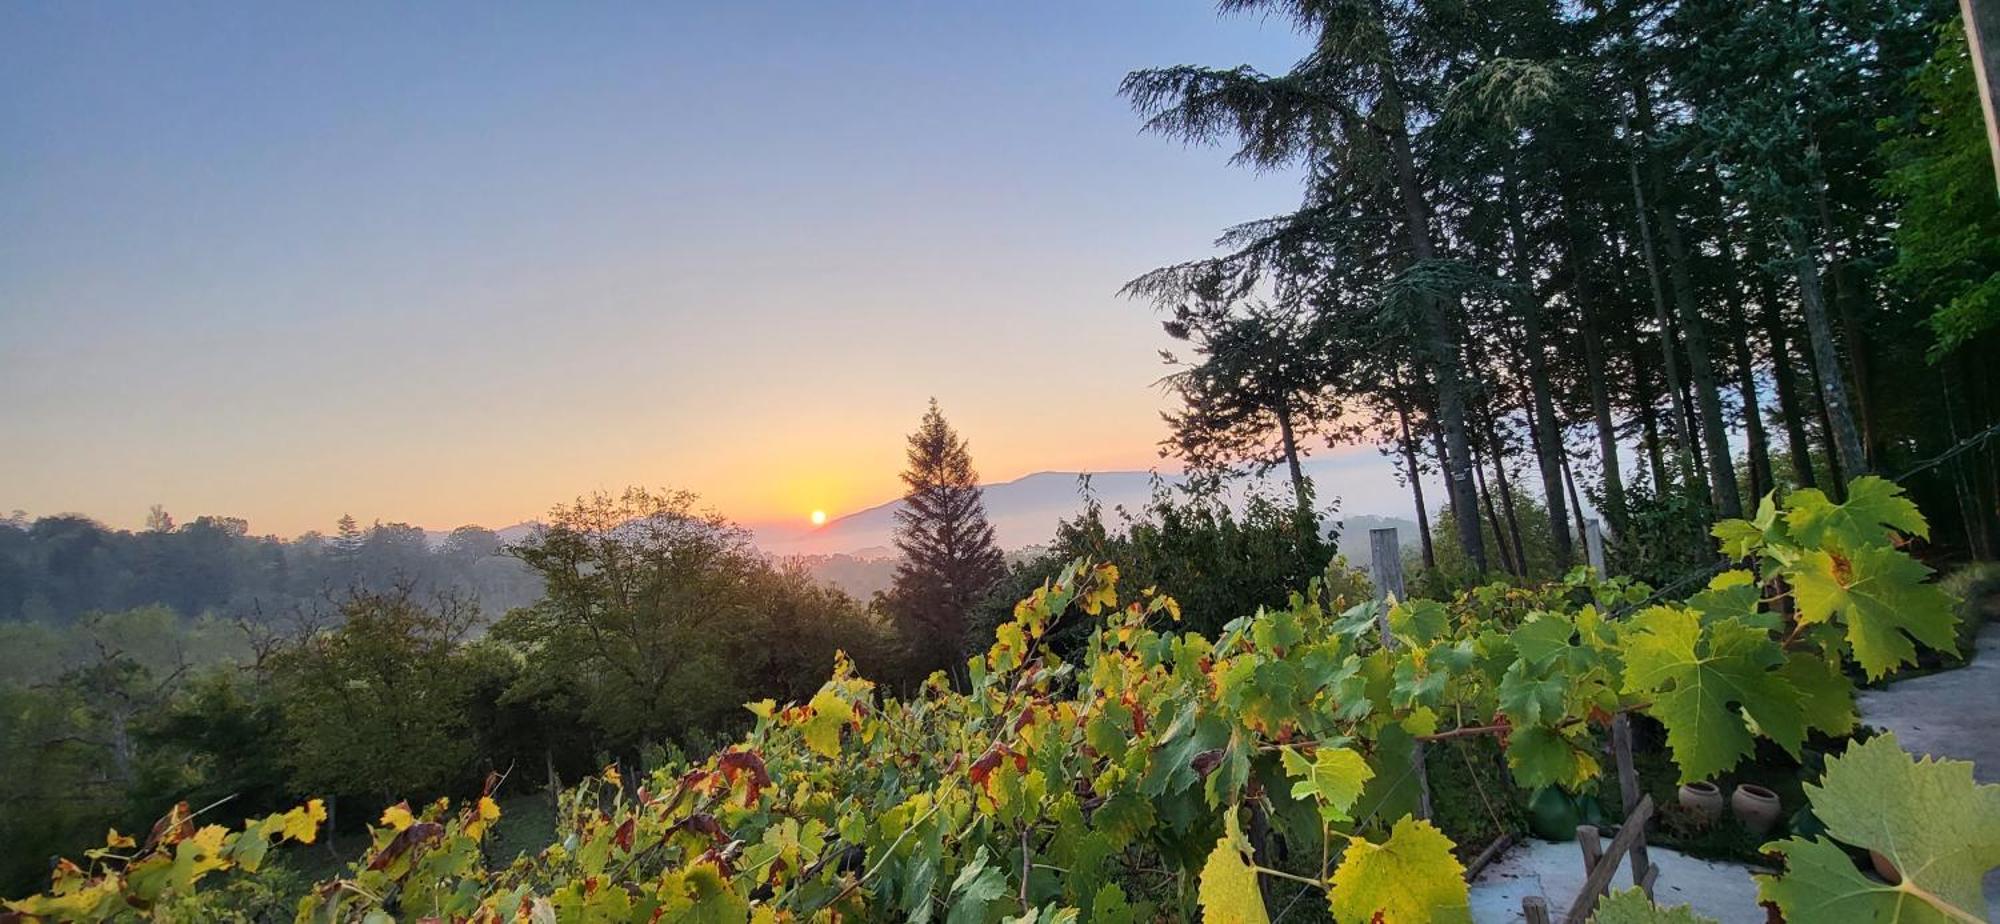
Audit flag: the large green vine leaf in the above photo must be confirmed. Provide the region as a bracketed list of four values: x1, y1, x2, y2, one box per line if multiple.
[1759, 734, 2000, 923]
[1619, 607, 1803, 783]
[1784, 475, 1928, 552]
[1789, 545, 1958, 680]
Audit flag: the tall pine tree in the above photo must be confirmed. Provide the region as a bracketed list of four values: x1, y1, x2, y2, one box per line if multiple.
[884, 399, 1005, 679]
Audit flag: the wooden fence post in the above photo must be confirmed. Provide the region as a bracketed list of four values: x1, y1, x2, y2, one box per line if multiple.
[1369, 528, 1432, 820]
[1585, 518, 1607, 576]
[1612, 715, 1653, 897]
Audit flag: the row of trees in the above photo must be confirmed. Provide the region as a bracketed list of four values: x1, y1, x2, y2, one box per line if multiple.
[0, 508, 540, 625]
[1136, 0, 2000, 581]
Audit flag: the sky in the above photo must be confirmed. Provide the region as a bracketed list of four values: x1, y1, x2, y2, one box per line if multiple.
[0, 2, 1362, 538]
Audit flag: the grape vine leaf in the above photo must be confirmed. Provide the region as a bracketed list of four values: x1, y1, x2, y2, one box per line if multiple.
[1759, 733, 2000, 923]
[1788, 546, 1957, 681]
[1506, 724, 1601, 792]
[1590, 887, 1716, 923]
[1784, 475, 1928, 551]
[947, 847, 1012, 924]
[1328, 817, 1470, 924]
[1713, 493, 1782, 560]
[1497, 661, 1566, 727]
[1620, 607, 1802, 782]
[1197, 812, 1270, 924]
[1280, 745, 1374, 823]
[801, 689, 853, 758]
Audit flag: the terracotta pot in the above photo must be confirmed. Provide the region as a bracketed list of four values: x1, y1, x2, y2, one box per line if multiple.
[1678, 781, 1724, 823]
[1731, 784, 1782, 835]
[1870, 850, 1902, 884]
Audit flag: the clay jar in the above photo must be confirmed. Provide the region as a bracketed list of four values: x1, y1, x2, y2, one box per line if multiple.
[1730, 783, 1782, 835]
[1678, 780, 1725, 824]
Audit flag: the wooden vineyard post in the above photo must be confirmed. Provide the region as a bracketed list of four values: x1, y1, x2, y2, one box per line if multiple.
[1612, 714, 1654, 897]
[1369, 528, 1432, 820]
[1585, 518, 1608, 576]
[1563, 796, 1657, 923]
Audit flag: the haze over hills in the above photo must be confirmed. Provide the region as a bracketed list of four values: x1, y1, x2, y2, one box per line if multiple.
[755, 450, 1420, 559]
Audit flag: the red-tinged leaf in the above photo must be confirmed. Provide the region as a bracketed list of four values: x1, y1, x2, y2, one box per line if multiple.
[969, 745, 1009, 791]
[144, 801, 196, 850]
[717, 749, 772, 804]
[673, 813, 728, 846]
[613, 818, 635, 852]
[367, 822, 444, 871]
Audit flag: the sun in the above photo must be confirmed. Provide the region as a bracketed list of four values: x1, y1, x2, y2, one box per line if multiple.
[810, 510, 827, 526]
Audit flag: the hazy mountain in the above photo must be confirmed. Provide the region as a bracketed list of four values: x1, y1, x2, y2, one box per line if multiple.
[757, 450, 1418, 557]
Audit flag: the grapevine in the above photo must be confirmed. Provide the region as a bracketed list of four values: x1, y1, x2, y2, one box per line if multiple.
[4, 477, 1980, 923]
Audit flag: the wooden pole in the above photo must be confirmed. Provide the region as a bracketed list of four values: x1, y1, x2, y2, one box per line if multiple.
[1585, 518, 1608, 577]
[1962, 0, 2000, 191]
[1563, 796, 1657, 923]
[1612, 715, 1653, 897]
[1522, 896, 1552, 924]
[1369, 528, 1432, 820]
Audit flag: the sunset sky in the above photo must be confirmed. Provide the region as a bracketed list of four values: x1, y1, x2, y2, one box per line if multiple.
[1, 2, 1332, 537]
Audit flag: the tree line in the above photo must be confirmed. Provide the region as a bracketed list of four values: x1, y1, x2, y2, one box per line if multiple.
[0, 508, 541, 626]
[1134, 0, 1999, 584]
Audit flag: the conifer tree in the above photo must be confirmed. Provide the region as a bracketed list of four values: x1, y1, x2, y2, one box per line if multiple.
[883, 400, 1005, 678]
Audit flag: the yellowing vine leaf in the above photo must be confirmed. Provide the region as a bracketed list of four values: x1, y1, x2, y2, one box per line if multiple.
[802, 689, 854, 758]
[1328, 818, 1470, 923]
[1789, 545, 1957, 681]
[1197, 812, 1269, 924]
[1281, 745, 1373, 823]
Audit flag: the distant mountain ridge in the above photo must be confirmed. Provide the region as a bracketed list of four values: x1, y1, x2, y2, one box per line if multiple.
[756, 451, 1418, 559]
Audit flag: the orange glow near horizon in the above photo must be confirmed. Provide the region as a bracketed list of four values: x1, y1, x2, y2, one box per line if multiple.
[810, 510, 827, 526]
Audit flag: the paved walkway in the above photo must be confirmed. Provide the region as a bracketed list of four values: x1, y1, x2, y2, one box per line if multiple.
[1855, 619, 2000, 918]
[1468, 840, 1768, 923]
[1855, 621, 2000, 782]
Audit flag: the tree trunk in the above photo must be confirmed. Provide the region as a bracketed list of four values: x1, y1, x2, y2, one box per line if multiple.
[1276, 396, 1309, 513]
[1505, 175, 1574, 567]
[1659, 213, 1743, 517]
[1470, 435, 1517, 576]
[1785, 222, 1869, 479]
[1382, 67, 1487, 573]
[1561, 450, 1591, 548]
[1394, 392, 1439, 569]
[1734, 321, 1773, 504]
[1487, 420, 1531, 577]
[1752, 244, 1818, 490]
[1573, 243, 1627, 530]
[1816, 183, 1878, 469]
[1631, 341, 1670, 496]
[1625, 115, 1702, 493]
[1808, 357, 1850, 496]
